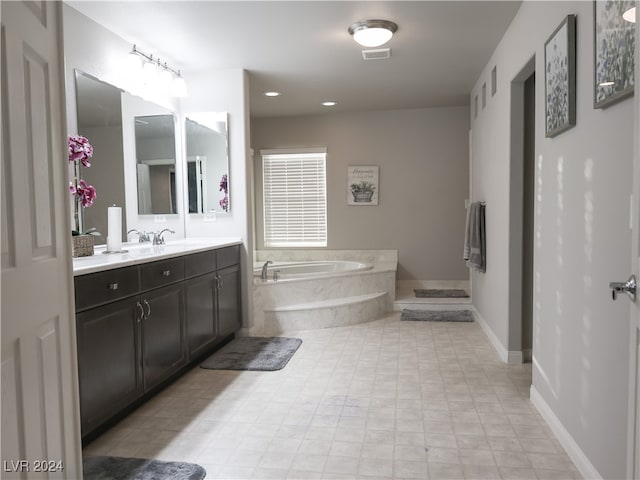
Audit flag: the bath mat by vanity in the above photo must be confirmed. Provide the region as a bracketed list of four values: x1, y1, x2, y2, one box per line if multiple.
[401, 309, 474, 322]
[83, 456, 206, 480]
[200, 336, 302, 371]
[414, 288, 469, 298]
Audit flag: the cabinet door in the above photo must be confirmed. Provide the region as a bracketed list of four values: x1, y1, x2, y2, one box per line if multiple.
[142, 283, 186, 390]
[185, 273, 217, 359]
[76, 297, 143, 435]
[217, 266, 241, 337]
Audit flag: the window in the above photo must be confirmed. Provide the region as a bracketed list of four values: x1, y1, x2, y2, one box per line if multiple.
[262, 149, 327, 247]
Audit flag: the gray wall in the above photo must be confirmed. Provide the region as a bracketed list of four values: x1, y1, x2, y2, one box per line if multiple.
[471, 2, 633, 478]
[251, 107, 470, 281]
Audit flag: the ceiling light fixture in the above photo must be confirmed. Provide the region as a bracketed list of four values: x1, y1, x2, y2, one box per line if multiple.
[348, 19, 398, 48]
[322, 101, 336, 107]
[128, 44, 188, 97]
[264, 91, 281, 97]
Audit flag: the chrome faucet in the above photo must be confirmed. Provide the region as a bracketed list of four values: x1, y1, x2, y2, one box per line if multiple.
[153, 228, 175, 245]
[127, 229, 151, 243]
[261, 260, 273, 280]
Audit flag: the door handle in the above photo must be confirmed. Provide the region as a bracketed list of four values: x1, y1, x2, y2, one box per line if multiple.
[609, 274, 636, 301]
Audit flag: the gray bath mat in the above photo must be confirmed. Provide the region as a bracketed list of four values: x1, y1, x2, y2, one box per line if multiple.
[83, 456, 205, 480]
[414, 288, 469, 298]
[401, 309, 474, 322]
[200, 336, 302, 371]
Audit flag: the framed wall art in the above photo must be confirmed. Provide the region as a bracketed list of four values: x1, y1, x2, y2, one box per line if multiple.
[544, 14, 576, 137]
[347, 166, 378, 206]
[594, 0, 635, 108]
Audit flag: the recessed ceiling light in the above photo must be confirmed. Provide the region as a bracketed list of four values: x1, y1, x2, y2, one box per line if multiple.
[264, 91, 281, 97]
[322, 101, 336, 107]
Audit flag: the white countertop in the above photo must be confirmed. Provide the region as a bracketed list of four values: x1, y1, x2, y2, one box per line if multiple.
[73, 237, 242, 276]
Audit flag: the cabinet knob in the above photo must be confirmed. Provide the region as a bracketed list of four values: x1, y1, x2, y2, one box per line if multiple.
[162, 270, 171, 277]
[108, 282, 119, 290]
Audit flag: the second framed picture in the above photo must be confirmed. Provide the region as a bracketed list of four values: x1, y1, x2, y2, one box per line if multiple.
[594, 0, 635, 108]
[347, 166, 378, 206]
[544, 14, 576, 138]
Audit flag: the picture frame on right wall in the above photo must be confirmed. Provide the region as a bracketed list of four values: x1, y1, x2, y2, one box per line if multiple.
[544, 14, 577, 138]
[594, 0, 636, 109]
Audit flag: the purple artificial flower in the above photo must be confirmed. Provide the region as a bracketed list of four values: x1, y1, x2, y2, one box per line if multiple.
[72, 179, 97, 208]
[219, 195, 229, 212]
[68, 135, 94, 167]
[219, 174, 228, 194]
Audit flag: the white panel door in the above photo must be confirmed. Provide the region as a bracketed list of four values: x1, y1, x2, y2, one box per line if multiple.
[1, 2, 82, 478]
[629, 12, 640, 480]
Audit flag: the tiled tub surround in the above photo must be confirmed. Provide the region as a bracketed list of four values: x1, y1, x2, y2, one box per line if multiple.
[252, 250, 397, 335]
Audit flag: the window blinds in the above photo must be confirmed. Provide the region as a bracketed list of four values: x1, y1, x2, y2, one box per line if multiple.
[262, 150, 327, 247]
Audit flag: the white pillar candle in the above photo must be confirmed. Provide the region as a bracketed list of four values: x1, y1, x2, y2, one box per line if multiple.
[107, 205, 122, 252]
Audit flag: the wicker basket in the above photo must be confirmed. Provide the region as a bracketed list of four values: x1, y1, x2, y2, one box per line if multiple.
[72, 234, 94, 257]
[351, 191, 374, 203]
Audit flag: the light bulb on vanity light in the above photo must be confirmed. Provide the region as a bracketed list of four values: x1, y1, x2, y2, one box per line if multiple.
[142, 59, 158, 85]
[173, 74, 188, 98]
[159, 65, 174, 95]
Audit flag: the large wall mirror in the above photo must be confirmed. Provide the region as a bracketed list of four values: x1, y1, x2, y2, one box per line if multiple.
[185, 112, 230, 214]
[75, 70, 181, 242]
[75, 71, 126, 242]
[134, 114, 177, 214]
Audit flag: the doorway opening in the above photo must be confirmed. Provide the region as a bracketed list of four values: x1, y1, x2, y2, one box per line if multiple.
[507, 57, 535, 368]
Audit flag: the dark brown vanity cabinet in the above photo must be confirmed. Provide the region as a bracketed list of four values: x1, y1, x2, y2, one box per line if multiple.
[185, 246, 242, 358]
[216, 245, 242, 338]
[75, 266, 143, 435]
[185, 250, 218, 359]
[76, 296, 142, 435]
[74, 244, 241, 440]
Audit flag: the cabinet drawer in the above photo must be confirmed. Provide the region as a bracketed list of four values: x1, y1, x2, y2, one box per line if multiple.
[185, 250, 216, 278]
[75, 266, 139, 312]
[140, 258, 185, 291]
[216, 245, 240, 270]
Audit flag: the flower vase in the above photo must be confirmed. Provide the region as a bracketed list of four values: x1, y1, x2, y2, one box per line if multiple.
[72, 234, 94, 257]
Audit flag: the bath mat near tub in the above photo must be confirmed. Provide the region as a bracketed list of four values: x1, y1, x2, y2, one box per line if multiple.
[401, 309, 474, 322]
[200, 336, 302, 371]
[83, 455, 206, 480]
[414, 288, 469, 298]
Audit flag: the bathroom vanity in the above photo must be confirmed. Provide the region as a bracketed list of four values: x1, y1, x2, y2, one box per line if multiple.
[72, 238, 242, 441]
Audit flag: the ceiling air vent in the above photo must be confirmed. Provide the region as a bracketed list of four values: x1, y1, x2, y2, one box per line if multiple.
[362, 48, 391, 60]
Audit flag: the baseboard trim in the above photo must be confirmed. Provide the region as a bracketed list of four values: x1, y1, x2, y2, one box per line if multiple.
[530, 385, 602, 480]
[471, 306, 524, 364]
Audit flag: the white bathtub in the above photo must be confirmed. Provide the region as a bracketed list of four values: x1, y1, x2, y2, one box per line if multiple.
[250, 250, 397, 335]
[254, 260, 372, 281]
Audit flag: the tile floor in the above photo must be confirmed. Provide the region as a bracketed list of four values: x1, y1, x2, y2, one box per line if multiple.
[84, 313, 581, 479]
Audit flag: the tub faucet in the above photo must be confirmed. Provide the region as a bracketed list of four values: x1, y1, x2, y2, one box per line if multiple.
[261, 260, 273, 280]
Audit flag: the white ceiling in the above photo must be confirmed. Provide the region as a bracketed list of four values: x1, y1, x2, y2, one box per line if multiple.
[67, 1, 522, 118]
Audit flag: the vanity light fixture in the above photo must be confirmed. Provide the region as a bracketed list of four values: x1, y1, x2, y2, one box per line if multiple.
[348, 19, 398, 48]
[127, 44, 188, 97]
